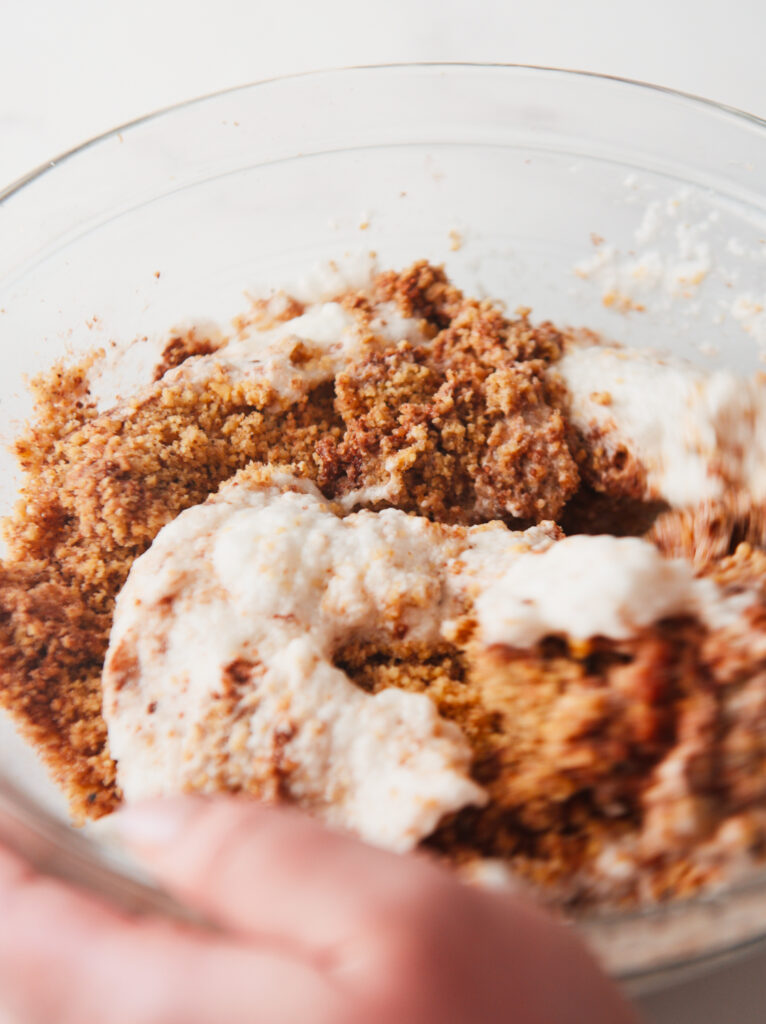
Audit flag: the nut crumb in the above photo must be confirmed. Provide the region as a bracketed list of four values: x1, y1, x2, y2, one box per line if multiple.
[590, 391, 613, 406]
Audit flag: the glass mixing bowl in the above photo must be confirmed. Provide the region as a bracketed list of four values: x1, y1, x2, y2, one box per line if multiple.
[2, 63, 766, 994]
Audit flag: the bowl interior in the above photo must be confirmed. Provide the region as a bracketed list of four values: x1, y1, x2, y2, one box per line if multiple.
[1, 64, 766, 989]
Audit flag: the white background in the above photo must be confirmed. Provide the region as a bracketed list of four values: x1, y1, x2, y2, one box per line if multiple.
[1, 2, 765, 1021]
[1, 0, 765, 191]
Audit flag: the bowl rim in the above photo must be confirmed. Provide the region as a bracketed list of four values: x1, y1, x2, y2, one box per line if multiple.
[2, 61, 766, 207]
[3, 60, 766, 989]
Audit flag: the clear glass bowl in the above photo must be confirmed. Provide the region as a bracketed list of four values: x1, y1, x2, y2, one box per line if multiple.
[2, 63, 766, 994]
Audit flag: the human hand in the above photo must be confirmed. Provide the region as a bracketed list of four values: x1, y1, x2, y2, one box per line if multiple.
[0, 797, 639, 1024]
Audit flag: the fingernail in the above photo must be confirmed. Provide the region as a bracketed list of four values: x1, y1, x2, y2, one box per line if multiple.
[110, 797, 201, 849]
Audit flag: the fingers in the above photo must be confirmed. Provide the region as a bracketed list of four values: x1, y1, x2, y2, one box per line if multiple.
[0, 844, 344, 1024]
[469, 896, 642, 1024]
[112, 796, 452, 960]
[327, 864, 640, 1024]
[0, 808, 639, 1024]
[111, 797, 639, 1024]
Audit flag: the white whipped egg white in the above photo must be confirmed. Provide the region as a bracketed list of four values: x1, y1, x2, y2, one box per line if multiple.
[102, 473, 494, 852]
[551, 341, 766, 508]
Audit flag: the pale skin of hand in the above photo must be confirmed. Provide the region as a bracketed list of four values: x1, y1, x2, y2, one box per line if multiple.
[0, 798, 640, 1024]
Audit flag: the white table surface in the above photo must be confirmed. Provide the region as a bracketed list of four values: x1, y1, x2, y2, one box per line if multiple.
[1, 1, 765, 1020]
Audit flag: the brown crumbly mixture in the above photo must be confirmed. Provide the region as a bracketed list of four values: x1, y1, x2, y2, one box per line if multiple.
[0, 561, 115, 814]
[2, 365, 342, 813]
[340, 609, 766, 908]
[649, 498, 766, 568]
[427, 625, 719, 904]
[1, 260, 766, 910]
[319, 263, 578, 523]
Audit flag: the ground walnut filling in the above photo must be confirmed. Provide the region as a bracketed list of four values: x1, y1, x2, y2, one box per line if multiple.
[1, 260, 766, 909]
